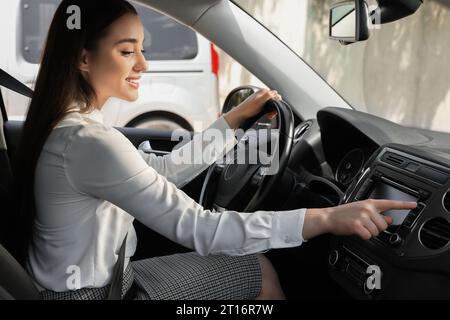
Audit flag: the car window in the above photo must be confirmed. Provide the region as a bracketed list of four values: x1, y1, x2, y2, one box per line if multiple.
[234, 0, 450, 134]
[133, 2, 198, 60]
[21, 0, 60, 64]
[11, 0, 265, 130]
[21, 0, 198, 64]
[216, 48, 265, 107]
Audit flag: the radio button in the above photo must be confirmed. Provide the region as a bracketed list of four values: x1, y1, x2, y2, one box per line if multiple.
[403, 203, 425, 229]
[389, 233, 403, 247]
[414, 202, 426, 214]
[377, 231, 390, 243]
[419, 190, 430, 199]
[402, 215, 415, 228]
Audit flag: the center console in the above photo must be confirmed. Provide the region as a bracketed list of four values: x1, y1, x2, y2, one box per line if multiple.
[328, 143, 450, 299]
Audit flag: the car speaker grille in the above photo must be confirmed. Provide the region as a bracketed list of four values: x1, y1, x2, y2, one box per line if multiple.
[420, 218, 450, 250]
[444, 190, 450, 213]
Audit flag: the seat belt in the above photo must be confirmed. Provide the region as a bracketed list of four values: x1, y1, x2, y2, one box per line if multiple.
[0, 94, 8, 152]
[0, 69, 33, 98]
[0, 69, 129, 300]
[107, 233, 128, 300]
[0, 69, 33, 122]
[0, 71, 16, 247]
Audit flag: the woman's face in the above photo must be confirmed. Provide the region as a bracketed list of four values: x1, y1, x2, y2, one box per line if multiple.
[80, 13, 148, 107]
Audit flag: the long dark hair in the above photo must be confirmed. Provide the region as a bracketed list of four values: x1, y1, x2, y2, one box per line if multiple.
[7, 0, 137, 265]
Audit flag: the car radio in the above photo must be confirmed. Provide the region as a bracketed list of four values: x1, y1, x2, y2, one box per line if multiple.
[351, 169, 428, 248]
[328, 143, 450, 299]
[341, 145, 449, 253]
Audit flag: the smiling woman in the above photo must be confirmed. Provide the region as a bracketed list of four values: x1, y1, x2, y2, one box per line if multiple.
[9, 0, 288, 300]
[77, 14, 149, 106]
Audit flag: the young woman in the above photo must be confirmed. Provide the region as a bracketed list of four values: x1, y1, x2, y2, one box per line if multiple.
[11, 0, 417, 300]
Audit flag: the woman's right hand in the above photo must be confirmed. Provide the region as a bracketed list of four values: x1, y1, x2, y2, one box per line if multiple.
[303, 199, 418, 241]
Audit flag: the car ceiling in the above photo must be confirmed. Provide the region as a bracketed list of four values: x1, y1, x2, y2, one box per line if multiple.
[136, 0, 221, 27]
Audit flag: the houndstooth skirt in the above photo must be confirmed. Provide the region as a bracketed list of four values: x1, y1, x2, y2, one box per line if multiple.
[40, 252, 262, 300]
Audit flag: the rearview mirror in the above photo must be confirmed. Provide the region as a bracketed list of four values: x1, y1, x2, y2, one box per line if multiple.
[329, 0, 369, 45]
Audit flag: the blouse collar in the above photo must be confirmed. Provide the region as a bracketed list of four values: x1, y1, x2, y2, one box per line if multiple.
[81, 108, 104, 124]
[54, 104, 104, 129]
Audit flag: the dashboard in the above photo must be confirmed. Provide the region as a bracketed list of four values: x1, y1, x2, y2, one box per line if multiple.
[329, 144, 450, 299]
[288, 106, 450, 299]
[289, 106, 450, 191]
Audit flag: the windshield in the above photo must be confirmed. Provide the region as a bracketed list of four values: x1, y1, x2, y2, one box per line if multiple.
[233, 0, 450, 134]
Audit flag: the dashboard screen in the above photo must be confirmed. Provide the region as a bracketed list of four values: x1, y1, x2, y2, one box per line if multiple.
[368, 182, 418, 226]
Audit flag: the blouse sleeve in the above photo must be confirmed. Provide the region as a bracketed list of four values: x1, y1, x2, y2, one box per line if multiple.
[63, 123, 307, 256]
[137, 116, 238, 188]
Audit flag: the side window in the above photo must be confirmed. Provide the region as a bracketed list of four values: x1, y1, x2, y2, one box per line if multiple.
[20, 0, 198, 64]
[216, 48, 265, 107]
[132, 2, 198, 60]
[21, 0, 61, 64]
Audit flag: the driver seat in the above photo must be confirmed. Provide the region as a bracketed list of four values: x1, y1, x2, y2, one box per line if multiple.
[0, 69, 40, 300]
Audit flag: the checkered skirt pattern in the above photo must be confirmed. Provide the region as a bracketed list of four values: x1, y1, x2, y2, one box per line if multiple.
[40, 252, 262, 300]
[132, 252, 262, 300]
[40, 262, 135, 300]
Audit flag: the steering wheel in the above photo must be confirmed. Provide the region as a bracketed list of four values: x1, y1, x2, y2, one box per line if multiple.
[199, 98, 295, 212]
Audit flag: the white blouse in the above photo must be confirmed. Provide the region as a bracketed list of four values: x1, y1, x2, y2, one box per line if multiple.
[29, 107, 307, 292]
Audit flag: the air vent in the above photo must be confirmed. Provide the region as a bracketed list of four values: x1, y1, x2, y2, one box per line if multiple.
[382, 153, 406, 167]
[444, 190, 450, 213]
[420, 218, 450, 250]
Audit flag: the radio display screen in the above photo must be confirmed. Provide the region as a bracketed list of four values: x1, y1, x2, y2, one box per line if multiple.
[367, 182, 418, 226]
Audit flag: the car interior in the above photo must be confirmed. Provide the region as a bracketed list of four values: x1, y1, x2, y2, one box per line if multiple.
[1, 0, 450, 300]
